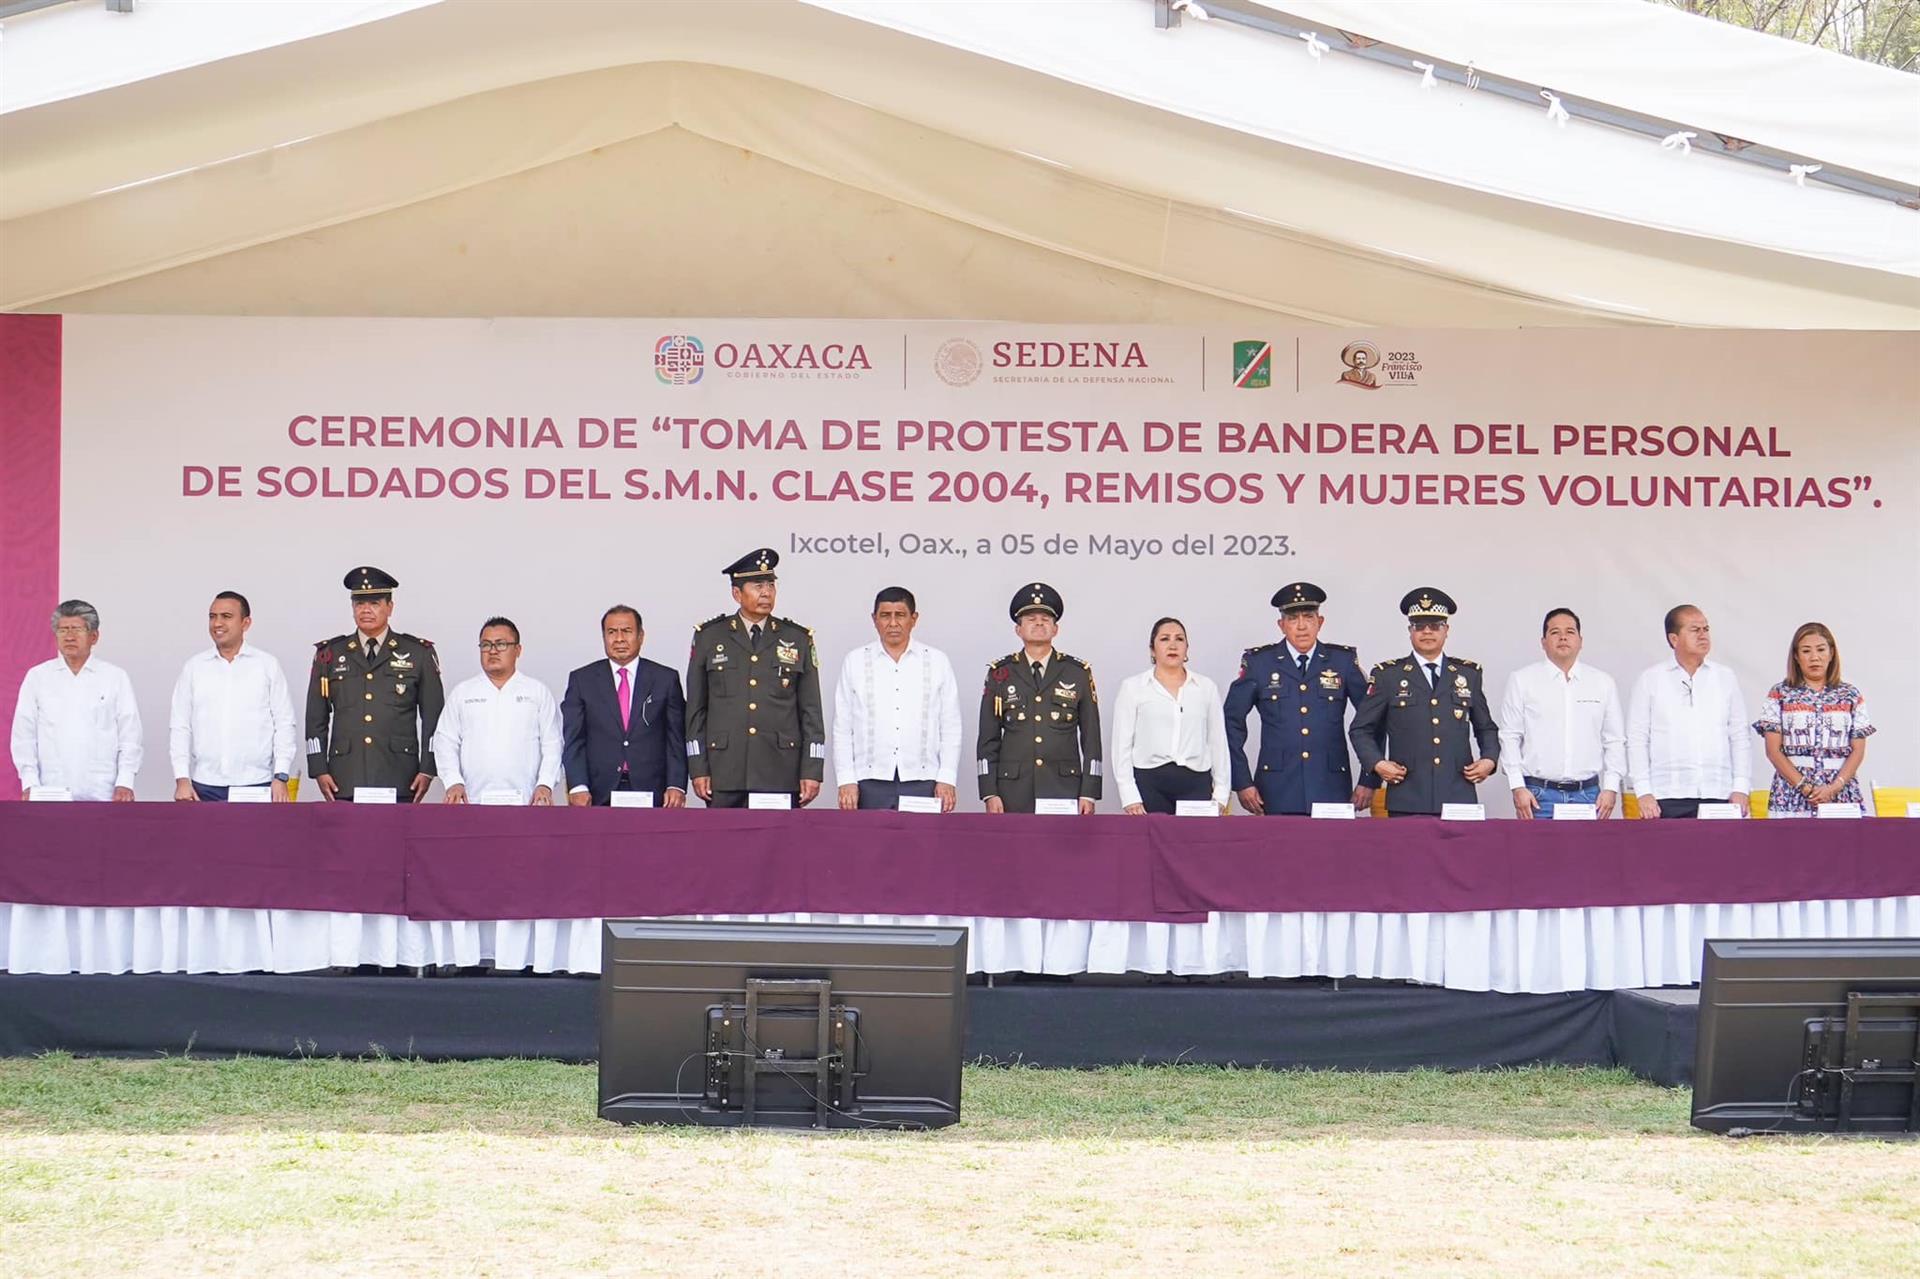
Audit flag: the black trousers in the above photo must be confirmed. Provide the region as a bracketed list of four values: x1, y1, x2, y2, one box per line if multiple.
[1132, 763, 1213, 814]
[856, 774, 939, 810]
[1651, 796, 1719, 819]
[706, 789, 801, 809]
[191, 780, 270, 802]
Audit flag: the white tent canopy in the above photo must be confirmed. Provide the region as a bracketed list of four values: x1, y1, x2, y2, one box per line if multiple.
[1, 0, 1915, 326]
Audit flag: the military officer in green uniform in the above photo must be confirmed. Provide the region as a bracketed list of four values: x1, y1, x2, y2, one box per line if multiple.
[1348, 588, 1500, 816]
[305, 566, 445, 802]
[977, 583, 1103, 814]
[686, 548, 826, 808]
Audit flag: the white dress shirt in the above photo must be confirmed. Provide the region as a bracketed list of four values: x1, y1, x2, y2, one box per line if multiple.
[1110, 667, 1231, 808]
[1626, 657, 1750, 799]
[11, 655, 143, 798]
[1498, 659, 1626, 792]
[432, 670, 563, 799]
[831, 640, 963, 785]
[168, 643, 297, 785]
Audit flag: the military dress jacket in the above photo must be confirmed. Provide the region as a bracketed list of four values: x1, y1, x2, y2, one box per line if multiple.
[976, 651, 1103, 812]
[685, 613, 826, 793]
[1347, 653, 1500, 815]
[1223, 641, 1368, 814]
[305, 632, 445, 797]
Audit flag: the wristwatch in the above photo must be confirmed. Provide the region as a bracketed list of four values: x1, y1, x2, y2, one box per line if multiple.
[273, 773, 291, 783]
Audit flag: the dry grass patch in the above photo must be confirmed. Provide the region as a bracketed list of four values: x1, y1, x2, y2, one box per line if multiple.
[0, 1056, 1915, 1277]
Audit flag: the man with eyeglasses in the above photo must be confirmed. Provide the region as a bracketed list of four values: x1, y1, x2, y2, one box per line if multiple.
[1625, 604, 1750, 819]
[432, 617, 562, 806]
[1349, 588, 1500, 817]
[305, 566, 444, 802]
[12, 599, 142, 801]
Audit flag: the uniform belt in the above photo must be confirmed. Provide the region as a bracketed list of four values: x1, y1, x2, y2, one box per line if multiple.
[1524, 775, 1598, 790]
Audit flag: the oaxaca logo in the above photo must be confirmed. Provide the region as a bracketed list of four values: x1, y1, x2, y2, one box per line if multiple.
[1232, 340, 1272, 389]
[654, 335, 704, 386]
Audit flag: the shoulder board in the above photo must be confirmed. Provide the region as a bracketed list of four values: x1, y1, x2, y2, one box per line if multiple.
[1244, 641, 1281, 658]
[987, 654, 1015, 671]
[1054, 650, 1084, 667]
[1459, 658, 1482, 670]
[695, 613, 730, 631]
[313, 636, 347, 663]
[1321, 642, 1356, 653]
[1369, 659, 1395, 673]
[414, 636, 435, 649]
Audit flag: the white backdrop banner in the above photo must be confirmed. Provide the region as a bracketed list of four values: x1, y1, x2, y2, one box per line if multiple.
[46, 318, 1919, 806]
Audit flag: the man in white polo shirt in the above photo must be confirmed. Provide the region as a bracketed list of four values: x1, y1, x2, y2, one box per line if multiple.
[1626, 604, 1750, 820]
[169, 591, 297, 801]
[12, 598, 141, 801]
[833, 586, 963, 811]
[1498, 607, 1625, 819]
[432, 616, 563, 805]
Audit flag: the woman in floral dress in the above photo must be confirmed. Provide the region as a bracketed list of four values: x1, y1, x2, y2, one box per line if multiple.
[1754, 622, 1874, 817]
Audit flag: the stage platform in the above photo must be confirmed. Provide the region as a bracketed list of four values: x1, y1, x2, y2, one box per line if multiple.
[0, 973, 1701, 1087]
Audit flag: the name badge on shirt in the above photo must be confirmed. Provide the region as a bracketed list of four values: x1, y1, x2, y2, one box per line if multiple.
[897, 795, 941, 814]
[1696, 802, 1743, 820]
[1034, 797, 1079, 816]
[610, 791, 653, 809]
[228, 786, 272, 804]
[748, 792, 793, 810]
[1814, 802, 1863, 820]
[354, 787, 398, 805]
[1441, 803, 1486, 821]
[1175, 800, 1220, 818]
[1311, 802, 1355, 820]
[1551, 803, 1597, 821]
[477, 789, 524, 806]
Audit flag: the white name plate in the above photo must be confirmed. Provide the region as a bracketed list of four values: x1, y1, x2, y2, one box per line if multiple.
[1696, 802, 1743, 820]
[1034, 797, 1079, 816]
[1175, 800, 1220, 818]
[897, 795, 941, 814]
[748, 792, 793, 810]
[1909, 802, 1920, 819]
[228, 786, 272, 804]
[1310, 802, 1355, 820]
[1815, 802, 1864, 820]
[478, 789, 524, 806]
[1551, 803, 1598, 821]
[354, 787, 398, 805]
[1441, 803, 1487, 821]
[27, 786, 73, 802]
[610, 790, 654, 809]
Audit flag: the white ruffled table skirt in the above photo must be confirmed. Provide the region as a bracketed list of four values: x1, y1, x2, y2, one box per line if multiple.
[4, 897, 1916, 993]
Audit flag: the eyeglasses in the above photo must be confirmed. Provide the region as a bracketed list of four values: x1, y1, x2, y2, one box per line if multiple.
[478, 641, 520, 653]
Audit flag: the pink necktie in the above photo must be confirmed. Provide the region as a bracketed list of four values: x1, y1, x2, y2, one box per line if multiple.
[617, 666, 632, 731]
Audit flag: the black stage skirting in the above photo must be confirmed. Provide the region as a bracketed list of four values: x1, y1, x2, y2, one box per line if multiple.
[0, 974, 1698, 1086]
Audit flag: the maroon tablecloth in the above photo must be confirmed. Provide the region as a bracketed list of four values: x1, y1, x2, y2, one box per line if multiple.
[0, 804, 1914, 921]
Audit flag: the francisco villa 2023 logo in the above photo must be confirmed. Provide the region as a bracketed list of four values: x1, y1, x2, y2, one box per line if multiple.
[1335, 340, 1422, 389]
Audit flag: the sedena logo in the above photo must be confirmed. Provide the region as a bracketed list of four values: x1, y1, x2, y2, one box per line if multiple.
[655, 335, 704, 386]
[1232, 340, 1272, 389]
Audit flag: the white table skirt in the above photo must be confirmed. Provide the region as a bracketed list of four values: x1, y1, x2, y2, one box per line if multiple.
[5, 897, 1917, 992]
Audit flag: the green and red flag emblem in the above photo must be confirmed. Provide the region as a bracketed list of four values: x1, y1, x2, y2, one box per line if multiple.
[1232, 340, 1272, 389]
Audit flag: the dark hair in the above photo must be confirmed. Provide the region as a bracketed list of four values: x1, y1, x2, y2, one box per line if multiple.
[1541, 607, 1580, 636]
[479, 616, 520, 643]
[1663, 604, 1702, 639]
[601, 605, 642, 631]
[873, 586, 917, 614]
[1786, 621, 1842, 686]
[1148, 616, 1187, 649]
[213, 590, 251, 619]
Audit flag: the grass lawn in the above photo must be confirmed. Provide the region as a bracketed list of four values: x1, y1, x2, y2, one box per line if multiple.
[0, 1056, 1915, 1276]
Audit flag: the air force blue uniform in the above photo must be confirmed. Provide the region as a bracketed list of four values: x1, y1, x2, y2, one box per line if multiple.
[1225, 640, 1367, 814]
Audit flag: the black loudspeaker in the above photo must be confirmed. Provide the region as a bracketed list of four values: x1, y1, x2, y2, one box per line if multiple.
[598, 920, 967, 1130]
[1692, 937, 1920, 1135]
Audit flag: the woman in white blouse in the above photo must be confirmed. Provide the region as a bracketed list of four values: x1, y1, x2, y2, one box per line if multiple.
[1111, 617, 1232, 815]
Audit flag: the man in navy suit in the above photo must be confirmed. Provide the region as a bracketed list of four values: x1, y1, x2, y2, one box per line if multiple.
[562, 604, 687, 806]
[1224, 582, 1374, 816]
